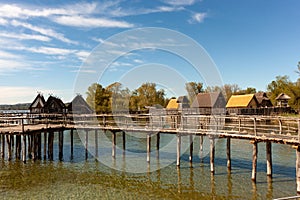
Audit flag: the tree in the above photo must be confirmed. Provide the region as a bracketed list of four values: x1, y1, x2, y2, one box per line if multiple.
[86, 83, 111, 113]
[185, 82, 204, 104]
[131, 83, 166, 111]
[296, 61, 300, 76]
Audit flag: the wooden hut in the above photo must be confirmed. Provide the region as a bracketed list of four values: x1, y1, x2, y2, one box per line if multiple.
[44, 96, 66, 114]
[191, 92, 226, 115]
[67, 95, 93, 114]
[226, 94, 258, 115]
[29, 93, 46, 113]
[254, 92, 273, 108]
[276, 93, 291, 107]
[176, 96, 190, 110]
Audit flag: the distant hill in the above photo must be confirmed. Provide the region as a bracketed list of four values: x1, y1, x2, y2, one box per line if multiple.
[0, 103, 31, 110]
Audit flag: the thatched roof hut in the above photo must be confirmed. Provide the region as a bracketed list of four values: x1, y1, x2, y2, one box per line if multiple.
[191, 92, 226, 115]
[226, 94, 258, 108]
[44, 96, 66, 114]
[29, 93, 46, 113]
[254, 92, 273, 108]
[276, 93, 291, 107]
[67, 95, 93, 114]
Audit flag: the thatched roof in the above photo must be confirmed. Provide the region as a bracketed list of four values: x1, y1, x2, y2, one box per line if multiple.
[254, 92, 273, 107]
[67, 95, 93, 114]
[29, 93, 45, 109]
[44, 96, 65, 113]
[166, 99, 178, 109]
[191, 92, 226, 108]
[226, 94, 257, 108]
[276, 93, 291, 100]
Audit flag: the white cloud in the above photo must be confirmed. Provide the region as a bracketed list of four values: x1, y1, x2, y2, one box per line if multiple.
[11, 20, 77, 44]
[27, 46, 75, 55]
[75, 51, 91, 61]
[0, 59, 28, 72]
[53, 15, 134, 28]
[0, 50, 20, 59]
[0, 17, 7, 25]
[189, 12, 207, 23]
[0, 32, 50, 41]
[163, 0, 197, 6]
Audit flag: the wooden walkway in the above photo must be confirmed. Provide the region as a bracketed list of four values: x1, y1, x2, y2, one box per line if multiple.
[1, 113, 300, 194]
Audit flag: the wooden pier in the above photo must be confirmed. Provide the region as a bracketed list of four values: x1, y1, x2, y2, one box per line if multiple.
[1, 113, 300, 193]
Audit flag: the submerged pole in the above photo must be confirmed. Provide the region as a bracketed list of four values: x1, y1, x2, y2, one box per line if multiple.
[251, 141, 258, 182]
[189, 134, 193, 163]
[266, 142, 272, 177]
[176, 133, 181, 166]
[227, 138, 231, 170]
[210, 137, 215, 174]
[147, 133, 151, 163]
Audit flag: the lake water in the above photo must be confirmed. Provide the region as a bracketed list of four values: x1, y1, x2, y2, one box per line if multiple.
[0, 130, 298, 199]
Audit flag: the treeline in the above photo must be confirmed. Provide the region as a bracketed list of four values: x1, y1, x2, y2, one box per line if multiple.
[0, 103, 31, 110]
[87, 67, 300, 113]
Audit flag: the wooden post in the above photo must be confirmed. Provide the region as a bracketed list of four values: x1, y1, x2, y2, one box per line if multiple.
[15, 135, 21, 160]
[43, 132, 47, 160]
[147, 133, 151, 163]
[176, 133, 181, 166]
[296, 146, 300, 195]
[22, 134, 26, 163]
[112, 131, 116, 158]
[95, 130, 98, 158]
[70, 129, 74, 159]
[199, 135, 203, 152]
[266, 142, 272, 177]
[156, 133, 160, 150]
[252, 141, 258, 182]
[227, 138, 231, 170]
[122, 131, 126, 151]
[298, 119, 300, 143]
[58, 131, 63, 161]
[31, 134, 36, 160]
[210, 137, 215, 173]
[1, 134, 5, 158]
[238, 118, 241, 133]
[28, 134, 32, 159]
[48, 131, 54, 161]
[253, 118, 257, 136]
[278, 118, 282, 134]
[189, 134, 193, 163]
[85, 130, 88, 159]
[6, 135, 12, 161]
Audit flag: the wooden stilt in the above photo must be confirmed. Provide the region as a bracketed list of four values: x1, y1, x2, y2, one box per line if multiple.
[6, 135, 12, 161]
[122, 131, 126, 151]
[176, 133, 181, 166]
[156, 133, 160, 150]
[85, 130, 88, 159]
[15, 135, 21, 160]
[227, 138, 231, 170]
[32, 134, 36, 160]
[58, 131, 63, 161]
[22, 134, 26, 163]
[189, 134, 193, 163]
[112, 131, 116, 158]
[266, 142, 272, 177]
[43, 132, 47, 160]
[48, 131, 53, 161]
[95, 130, 98, 158]
[1, 134, 5, 159]
[296, 146, 300, 194]
[210, 137, 215, 173]
[147, 133, 151, 163]
[199, 135, 203, 152]
[252, 141, 258, 182]
[70, 129, 73, 159]
[27, 134, 32, 159]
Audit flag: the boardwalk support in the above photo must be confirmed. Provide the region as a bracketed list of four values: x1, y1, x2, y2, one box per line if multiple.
[251, 141, 258, 182]
[176, 133, 181, 166]
[22, 134, 26, 163]
[227, 138, 231, 170]
[147, 133, 151, 163]
[266, 142, 272, 177]
[210, 137, 215, 174]
[112, 131, 116, 158]
[297, 146, 300, 194]
[189, 134, 193, 163]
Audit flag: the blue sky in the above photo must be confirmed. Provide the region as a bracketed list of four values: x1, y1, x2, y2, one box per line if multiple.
[0, 0, 299, 104]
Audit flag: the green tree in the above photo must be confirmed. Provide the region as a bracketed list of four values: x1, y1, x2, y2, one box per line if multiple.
[86, 83, 111, 113]
[185, 82, 204, 104]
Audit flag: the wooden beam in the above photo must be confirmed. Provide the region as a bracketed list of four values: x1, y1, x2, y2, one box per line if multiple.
[112, 131, 116, 158]
[210, 137, 215, 174]
[227, 138, 231, 170]
[189, 134, 193, 163]
[122, 131, 126, 151]
[147, 133, 151, 163]
[70, 129, 73, 159]
[297, 146, 300, 194]
[176, 133, 181, 166]
[85, 130, 88, 159]
[266, 142, 272, 177]
[156, 133, 160, 150]
[252, 141, 258, 182]
[43, 132, 47, 160]
[22, 134, 26, 163]
[95, 130, 98, 158]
